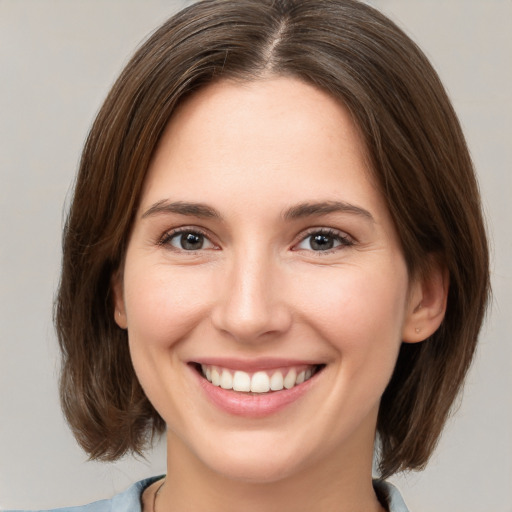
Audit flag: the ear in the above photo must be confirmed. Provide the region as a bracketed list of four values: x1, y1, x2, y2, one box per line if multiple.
[111, 269, 128, 330]
[402, 257, 449, 343]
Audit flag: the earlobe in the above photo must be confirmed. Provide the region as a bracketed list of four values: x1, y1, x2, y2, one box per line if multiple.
[111, 271, 128, 330]
[402, 259, 449, 343]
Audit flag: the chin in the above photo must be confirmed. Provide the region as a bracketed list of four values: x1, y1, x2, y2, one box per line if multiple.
[205, 452, 303, 485]
[184, 429, 316, 485]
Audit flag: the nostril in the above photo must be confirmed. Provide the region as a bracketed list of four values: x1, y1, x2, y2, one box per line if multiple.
[211, 307, 293, 343]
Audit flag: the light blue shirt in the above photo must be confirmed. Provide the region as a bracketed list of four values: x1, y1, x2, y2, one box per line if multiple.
[8, 477, 410, 511]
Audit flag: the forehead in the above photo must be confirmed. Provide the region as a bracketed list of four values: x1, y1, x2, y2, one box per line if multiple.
[140, 77, 385, 222]
[156, 77, 368, 167]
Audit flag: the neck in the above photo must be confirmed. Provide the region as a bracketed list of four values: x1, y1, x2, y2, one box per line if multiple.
[156, 431, 385, 512]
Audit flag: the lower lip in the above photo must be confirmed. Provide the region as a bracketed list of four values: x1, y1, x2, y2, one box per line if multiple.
[192, 366, 319, 418]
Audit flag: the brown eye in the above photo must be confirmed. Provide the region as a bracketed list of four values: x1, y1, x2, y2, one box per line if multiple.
[296, 230, 353, 252]
[163, 230, 215, 251]
[310, 234, 335, 250]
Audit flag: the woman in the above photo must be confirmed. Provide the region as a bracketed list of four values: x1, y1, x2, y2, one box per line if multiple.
[28, 0, 490, 510]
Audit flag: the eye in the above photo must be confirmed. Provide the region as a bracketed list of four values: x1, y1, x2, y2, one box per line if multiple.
[295, 229, 353, 252]
[161, 229, 216, 251]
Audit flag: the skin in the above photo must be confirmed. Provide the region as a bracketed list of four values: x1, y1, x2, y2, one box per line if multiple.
[114, 77, 447, 512]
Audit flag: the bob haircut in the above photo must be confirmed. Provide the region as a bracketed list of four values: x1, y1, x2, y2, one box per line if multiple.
[56, 0, 490, 478]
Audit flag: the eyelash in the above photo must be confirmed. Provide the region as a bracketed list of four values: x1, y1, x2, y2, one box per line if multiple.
[158, 227, 216, 252]
[293, 228, 354, 254]
[158, 227, 354, 253]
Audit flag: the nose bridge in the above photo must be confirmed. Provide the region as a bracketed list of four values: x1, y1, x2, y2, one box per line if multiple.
[212, 243, 290, 342]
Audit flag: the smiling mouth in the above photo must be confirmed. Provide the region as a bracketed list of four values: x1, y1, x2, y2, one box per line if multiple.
[192, 363, 325, 394]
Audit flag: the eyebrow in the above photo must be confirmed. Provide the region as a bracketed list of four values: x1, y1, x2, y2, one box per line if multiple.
[141, 200, 222, 220]
[141, 199, 374, 223]
[283, 201, 374, 222]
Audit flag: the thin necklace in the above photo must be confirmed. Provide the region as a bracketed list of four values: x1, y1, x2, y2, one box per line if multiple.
[153, 478, 166, 512]
[152, 477, 386, 512]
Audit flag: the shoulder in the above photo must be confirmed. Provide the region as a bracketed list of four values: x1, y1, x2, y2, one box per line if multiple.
[373, 480, 410, 512]
[5, 476, 164, 512]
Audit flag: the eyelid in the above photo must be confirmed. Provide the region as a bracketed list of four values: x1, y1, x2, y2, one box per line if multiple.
[158, 225, 219, 250]
[292, 227, 355, 252]
[156, 225, 354, 253]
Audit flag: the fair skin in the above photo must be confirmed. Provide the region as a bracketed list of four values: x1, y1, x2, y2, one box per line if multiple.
[114, 77, 447, 512]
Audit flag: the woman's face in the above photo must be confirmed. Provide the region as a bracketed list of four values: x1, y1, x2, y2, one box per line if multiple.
[114, 77, 421, 483]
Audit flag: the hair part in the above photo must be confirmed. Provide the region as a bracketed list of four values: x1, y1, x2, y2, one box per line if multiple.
[56, 0, 490, 477]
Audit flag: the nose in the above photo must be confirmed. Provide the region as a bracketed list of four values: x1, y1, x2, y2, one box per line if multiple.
[211, 249, 292, 343]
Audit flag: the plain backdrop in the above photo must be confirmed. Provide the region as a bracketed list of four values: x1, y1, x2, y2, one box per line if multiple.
[1, 1, 511, 511]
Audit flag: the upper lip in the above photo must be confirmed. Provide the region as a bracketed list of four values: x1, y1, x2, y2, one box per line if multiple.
[189, 357, 323, 372]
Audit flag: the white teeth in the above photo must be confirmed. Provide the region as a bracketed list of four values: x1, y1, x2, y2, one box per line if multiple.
[201, 365, 317, 393]
[269, 371, 284, 391]
[220, 369, 233, 389]
[201, 364, 212, 382]
[232, 370, 251, 392]
[251, 371, 270, 393]
[283, 368, 297, 389]
[211, 367, 221, 386]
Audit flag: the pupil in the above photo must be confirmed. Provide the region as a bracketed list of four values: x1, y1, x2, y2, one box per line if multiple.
[182, 233, 203, 250]
[311, 234, 333, 250]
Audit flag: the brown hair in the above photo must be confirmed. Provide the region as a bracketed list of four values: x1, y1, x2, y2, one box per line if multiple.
[56, 0, 490, 478]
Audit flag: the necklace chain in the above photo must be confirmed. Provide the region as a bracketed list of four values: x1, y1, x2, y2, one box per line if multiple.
[151, 477, 387, 512]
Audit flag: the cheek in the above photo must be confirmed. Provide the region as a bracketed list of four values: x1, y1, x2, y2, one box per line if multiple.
[122, 261, 214, 421]
[123, 262, 213, 350]
[290, 259, 408, 356]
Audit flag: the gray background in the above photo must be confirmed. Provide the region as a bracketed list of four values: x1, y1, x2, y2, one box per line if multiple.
[1, 1, 511, 510]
